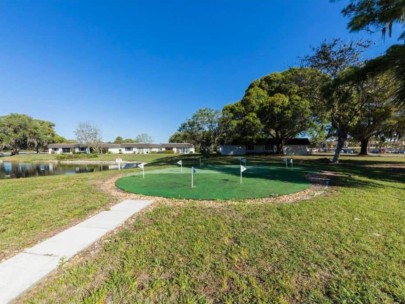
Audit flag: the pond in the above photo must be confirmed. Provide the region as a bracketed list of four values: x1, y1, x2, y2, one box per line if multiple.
[0, 162, 111, 179]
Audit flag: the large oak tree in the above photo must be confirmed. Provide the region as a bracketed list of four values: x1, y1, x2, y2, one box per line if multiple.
[220, 68, 326, 154]
[0, 113, 61, 154]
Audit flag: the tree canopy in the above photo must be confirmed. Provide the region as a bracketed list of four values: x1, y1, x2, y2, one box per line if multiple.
[0, 114, 61, 154]
[74, 122, 103, 153]
[135, 133, 154, 144]
[303, 39, 373, 162]
[220, 68, 326, 154]
[114, 136, 138, 144]
[172, 108, 221, 154]
[341, 0, 405, 106]
[348, 71, 400, 154]
[341, 0, 405, 39]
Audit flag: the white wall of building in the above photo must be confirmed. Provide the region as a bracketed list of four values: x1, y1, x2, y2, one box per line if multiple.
[49, 144, 194, 154]
[173, 147, 195, 154]
[107, 147, 163, 154]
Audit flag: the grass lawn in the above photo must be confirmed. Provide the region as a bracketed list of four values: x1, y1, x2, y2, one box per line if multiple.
[0, 170, 120, 260]
[116, 165, 310, 200]
[0, 153, 180, 260]
[14, 155, 405, 303]
[0, 152, 182, 163]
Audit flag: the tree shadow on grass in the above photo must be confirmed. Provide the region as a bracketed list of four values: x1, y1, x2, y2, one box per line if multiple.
[284, 159, 405, 191]
[148, 155, 404, 190]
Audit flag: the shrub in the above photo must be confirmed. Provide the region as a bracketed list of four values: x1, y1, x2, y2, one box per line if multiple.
[55, 153, 99, 160]
[86, 153, 98, 158]
[56, 154, 79, 160]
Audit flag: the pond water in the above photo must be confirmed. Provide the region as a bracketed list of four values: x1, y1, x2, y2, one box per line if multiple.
[0, 162, 110, 179]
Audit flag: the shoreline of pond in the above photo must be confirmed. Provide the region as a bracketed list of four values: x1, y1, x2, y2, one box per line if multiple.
[0, 160, 140, 179]
[0, 159, 139, 165]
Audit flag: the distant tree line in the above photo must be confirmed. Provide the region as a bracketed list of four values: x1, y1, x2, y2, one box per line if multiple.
[0, 113, 65, 155]
[170, 0, 404, 162]
[113, 133, 154, 144]
[0, 114, 156, 155]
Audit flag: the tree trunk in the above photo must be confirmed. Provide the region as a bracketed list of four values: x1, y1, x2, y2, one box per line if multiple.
[332, 131, 347, 163]
[276, 143, 284, 155]
[359, 138, 369, 155]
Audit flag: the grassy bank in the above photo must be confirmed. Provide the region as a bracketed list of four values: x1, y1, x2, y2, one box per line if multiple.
[16, 155, 404, 303]
[0, 170, 120, 260]
[0, 152, 182, 163]
[0, 153, 180, 260]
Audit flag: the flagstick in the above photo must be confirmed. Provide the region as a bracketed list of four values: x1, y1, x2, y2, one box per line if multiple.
[142, 166, 145, 178]
[191, 166, 194, 188]
[177, 160, 183, 172]
[240, 165, 246, 184]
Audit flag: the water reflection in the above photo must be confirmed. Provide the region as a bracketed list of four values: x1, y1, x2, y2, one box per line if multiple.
[0, 162, 109, 179]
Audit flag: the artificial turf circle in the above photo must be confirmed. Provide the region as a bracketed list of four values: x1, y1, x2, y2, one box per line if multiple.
[116, 165, 310, 200]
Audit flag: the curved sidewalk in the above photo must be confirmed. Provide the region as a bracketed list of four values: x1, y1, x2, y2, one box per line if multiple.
[0, 199, 152, 303]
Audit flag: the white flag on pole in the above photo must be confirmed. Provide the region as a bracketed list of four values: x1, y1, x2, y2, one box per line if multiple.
[139, 163, 146, 178]
[177, 160, 182, 165]
[192, 167, 197, 175]
[241, 165, 247, 173]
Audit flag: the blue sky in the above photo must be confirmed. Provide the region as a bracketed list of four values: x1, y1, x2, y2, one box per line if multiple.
[0, 0, 399, 143]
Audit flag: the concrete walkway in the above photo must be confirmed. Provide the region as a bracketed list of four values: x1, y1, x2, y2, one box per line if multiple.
[0, 199, 152, 303]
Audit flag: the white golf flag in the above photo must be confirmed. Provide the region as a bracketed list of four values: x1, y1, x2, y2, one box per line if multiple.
[177, 160, 182, 165]
[192, 167, 197, 174]
[139, 163, 144, 169]
[241, 165, 247, 173]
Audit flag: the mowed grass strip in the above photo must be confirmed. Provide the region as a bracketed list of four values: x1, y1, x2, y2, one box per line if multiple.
[20, 157, 405, 303]
[0, 170, 119, 260]
[0, 152, 182, 163]
[116, 165, 310, 200]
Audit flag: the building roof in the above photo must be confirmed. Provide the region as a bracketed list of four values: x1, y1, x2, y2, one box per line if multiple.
[48, 143, 78, 148]
[103, 143, 162, 148]
[48, 142, 195, 149]
[284, 138, 311, 145]
[161, 143, 194, 148]
[222, 138, 311, 146]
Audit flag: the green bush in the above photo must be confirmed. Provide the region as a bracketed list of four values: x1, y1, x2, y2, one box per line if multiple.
[55, 153, 99, 160]
[86, 153, 98, 158]
[56, 154, 80, 160]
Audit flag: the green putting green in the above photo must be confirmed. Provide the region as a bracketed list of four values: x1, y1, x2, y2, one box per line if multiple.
[116, 165, 311, 200]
